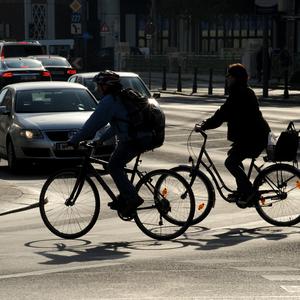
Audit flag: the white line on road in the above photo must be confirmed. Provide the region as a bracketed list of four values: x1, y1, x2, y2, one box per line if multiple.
[262, 275, 300, 281]
[281, 286, 300, 293]
[0, 261, 124, 280]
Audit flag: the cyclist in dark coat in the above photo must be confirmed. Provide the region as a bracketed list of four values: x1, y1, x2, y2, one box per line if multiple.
[197, 63, 270, 207]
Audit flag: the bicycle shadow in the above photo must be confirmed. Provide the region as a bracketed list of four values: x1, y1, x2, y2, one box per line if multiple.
[178, 225, 300, 250]
[25, 239, 131, 266]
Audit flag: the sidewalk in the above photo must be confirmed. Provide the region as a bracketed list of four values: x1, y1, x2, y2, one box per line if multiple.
[139, 71, 300, 103]
[0, 180, 39, 217]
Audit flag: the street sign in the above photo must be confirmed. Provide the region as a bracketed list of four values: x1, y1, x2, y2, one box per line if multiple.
[71, 23, 82, 35]
[71, 12, 81, 23]
[100, 22, 110, 33]
[70, 0, 81, 12]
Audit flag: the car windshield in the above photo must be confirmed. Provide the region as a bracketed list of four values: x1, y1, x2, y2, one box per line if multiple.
[3, 45, 44, 57]
[85, 76, 151, 99]
[3, 58, 42, 69]
[15, 89, 97, 113]
[35, 57, 71, 67]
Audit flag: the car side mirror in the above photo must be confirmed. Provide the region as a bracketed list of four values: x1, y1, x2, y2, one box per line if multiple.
[0, 106, 10, 115]
[153, 92, 160, 99]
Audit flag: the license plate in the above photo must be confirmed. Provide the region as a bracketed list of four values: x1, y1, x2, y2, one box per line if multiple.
[55, 142, 74, 151]
[22, 75, 37, 80]
[51, 71, 64, 75]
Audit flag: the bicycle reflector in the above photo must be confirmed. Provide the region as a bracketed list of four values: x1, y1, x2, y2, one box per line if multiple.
[296, 181, 300, 189]
[161, 187, 168, 197]
[260, 197, 266, 206]
[198, 202, 205, 210]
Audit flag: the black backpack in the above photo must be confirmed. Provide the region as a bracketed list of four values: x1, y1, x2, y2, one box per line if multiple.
[118, 88, 165, 150]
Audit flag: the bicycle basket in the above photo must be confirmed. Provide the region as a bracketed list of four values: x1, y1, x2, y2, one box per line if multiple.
[272, 122, 299, 162]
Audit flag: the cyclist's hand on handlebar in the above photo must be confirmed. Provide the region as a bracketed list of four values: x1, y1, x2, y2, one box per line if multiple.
[194, 122, 206, 132]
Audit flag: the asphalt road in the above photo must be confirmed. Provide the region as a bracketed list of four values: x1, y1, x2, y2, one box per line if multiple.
[0, 94, 300, 299]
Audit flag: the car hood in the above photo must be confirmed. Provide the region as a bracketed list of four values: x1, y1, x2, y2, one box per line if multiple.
[15, 112, 93, 130]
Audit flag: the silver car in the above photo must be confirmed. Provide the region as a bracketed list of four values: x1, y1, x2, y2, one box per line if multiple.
[68, 71, 160, 100]
[0, 81, 112, 172]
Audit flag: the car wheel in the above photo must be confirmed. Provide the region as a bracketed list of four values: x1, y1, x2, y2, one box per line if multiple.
[7, 140, 19, 172]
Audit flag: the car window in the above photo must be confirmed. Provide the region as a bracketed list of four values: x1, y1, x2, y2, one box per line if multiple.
[3, 45, 44, 57]
[3, 58, 43, 69]
[0, 89, 9, 104]
[35, 57, 71, 67]
[15, 89, 97, 113]
[1, 90, 12, 110]
[120, 77, 151, 98]
[68, 76, 77, 83]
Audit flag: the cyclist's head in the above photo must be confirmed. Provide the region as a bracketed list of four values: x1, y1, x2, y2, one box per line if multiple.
[93, 70, 122, 95]
[226, 63, 248, 86]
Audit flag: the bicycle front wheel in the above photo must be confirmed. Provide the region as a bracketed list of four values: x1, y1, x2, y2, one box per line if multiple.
[171, 165, 215, 225]
[39, 168, 100, 239]
[254, 163, 300, 226]
[134, 169, 195, 240]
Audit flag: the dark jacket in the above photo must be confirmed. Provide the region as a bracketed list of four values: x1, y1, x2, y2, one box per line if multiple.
[202, 84, 270, 151]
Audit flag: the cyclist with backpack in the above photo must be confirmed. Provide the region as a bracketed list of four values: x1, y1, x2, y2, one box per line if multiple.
[68, 70, 163, 217]
[195, 63, 270, 207]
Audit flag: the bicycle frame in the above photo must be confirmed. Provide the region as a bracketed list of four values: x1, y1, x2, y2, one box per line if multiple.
[189, 130, 266, 202]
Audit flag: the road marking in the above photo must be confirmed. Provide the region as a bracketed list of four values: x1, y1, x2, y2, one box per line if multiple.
[234, 267, 300, 272]
[0, 262, 124, 280]
[262, 275, 300, 281]
[281, 286, 300, 293]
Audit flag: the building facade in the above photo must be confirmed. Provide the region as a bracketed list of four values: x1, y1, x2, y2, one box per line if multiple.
[0, 0, 298, 74]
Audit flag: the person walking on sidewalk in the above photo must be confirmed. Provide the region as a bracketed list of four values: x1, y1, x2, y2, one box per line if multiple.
[195, 63, 270, 207]
[68, 70, 153, 217]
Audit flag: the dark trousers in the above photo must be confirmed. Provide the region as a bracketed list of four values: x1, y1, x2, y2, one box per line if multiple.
[108, 137, 152, 202]
[224, 143, 264, 195]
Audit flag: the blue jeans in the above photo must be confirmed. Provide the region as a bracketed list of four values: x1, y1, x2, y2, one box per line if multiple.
[108, 138, 152, 202]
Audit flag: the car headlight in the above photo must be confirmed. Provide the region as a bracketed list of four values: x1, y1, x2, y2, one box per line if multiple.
[20, 129, 43, 139]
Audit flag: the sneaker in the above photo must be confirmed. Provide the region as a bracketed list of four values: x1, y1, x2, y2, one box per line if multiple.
[107, 195, 126, 211]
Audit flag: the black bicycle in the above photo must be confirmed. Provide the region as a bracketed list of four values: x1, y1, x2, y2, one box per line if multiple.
[171, 127, 300, 227]
[39, 141, 195, 241]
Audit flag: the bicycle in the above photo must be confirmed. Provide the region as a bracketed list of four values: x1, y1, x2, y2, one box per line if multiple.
[39, 141, 195, 241]
[171, 126, 300, 227]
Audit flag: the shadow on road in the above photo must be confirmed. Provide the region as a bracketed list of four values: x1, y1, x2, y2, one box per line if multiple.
[24, 225, 300, 265]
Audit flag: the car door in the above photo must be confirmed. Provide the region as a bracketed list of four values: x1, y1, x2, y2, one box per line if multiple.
[0, 88, 12, 155]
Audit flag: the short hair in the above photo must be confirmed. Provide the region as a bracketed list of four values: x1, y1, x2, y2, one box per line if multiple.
[227, 63, 248, 81]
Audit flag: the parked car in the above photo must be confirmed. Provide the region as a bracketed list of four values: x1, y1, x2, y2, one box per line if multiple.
[68, 71, 160, 100]
[0, 57, 51, 88]
[0, 40, 44, 58]
[28, 55, 76, 81]
[0, 81, 113, 171]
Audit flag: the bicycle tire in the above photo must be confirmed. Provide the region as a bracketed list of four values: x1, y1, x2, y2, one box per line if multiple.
[134, 169, 195, 240]
[253, 163, 300, 226]
[171, 165, 215, 225]
[39, 168, 100, 239]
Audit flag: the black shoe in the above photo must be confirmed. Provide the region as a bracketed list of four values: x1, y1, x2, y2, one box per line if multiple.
[236, 191, 259, 208]
[120, 196, 144, 217]
[227, 191, 241, 203]
[108, 195, 126, 211]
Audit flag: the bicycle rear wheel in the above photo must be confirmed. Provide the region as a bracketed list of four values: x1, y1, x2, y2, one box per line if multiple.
[39, 168, 100, 239]
[171, 165, 215, 225]
[254, 163, 300, 226]
[134, 169, 195, 240]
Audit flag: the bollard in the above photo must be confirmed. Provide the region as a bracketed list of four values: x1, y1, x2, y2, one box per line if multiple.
[224, 67, 229, 96]
[208, 68, 213, 95]
[284, 70, 289, 99]
[177, 66, 182, 92]
[162, 66, 167, 90]
[192, 67, 198, 93]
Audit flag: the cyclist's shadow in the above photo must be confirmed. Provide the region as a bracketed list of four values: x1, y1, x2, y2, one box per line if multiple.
[179, 226, 299, 250]
[26, 240, 131, 265]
